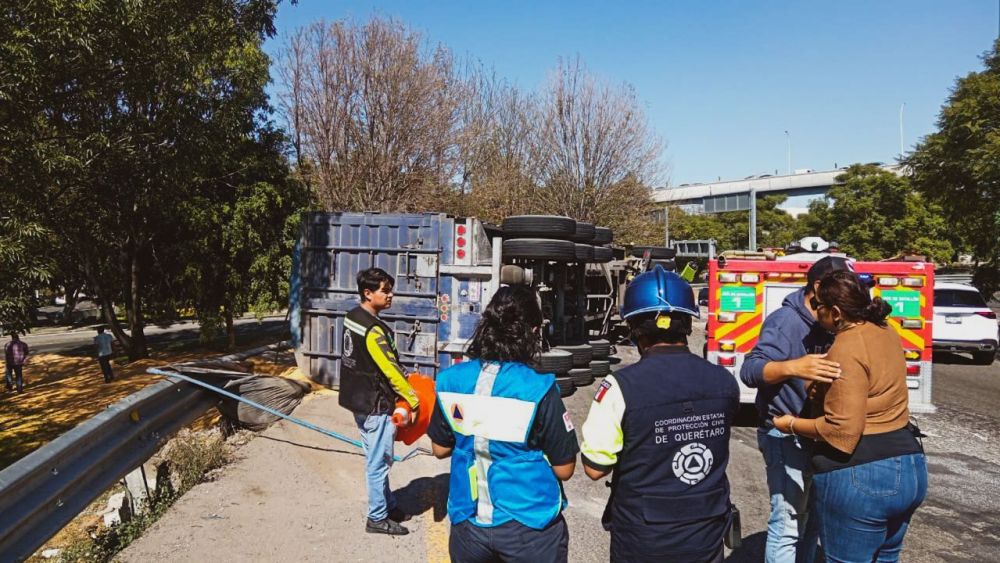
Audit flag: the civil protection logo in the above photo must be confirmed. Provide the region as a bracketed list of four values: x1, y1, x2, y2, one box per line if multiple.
[672, 442, 714, 485]
[343, 331, 354, 357]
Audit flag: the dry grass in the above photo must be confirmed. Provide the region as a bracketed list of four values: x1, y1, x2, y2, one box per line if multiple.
[0, 346, 299, 470]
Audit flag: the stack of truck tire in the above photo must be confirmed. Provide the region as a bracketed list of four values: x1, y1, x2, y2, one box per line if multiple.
[500, 215, 617, 398]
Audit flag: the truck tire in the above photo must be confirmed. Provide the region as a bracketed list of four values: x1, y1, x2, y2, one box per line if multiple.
[589, 359, 611, 377]
[572, 222, 596, 243]
[575, 244, 595, 262]
[503, 239, 576, 261]
[589, 339, 611, 359]
[593, 226, 613, 245]
[556, 376, 576, 397]
[502, 215, 577, 239]
[556, 343, 593, 367]
[569, 367, 594, 387]
[534, 349, 573, 374]
[629, 246, 676, 259]
[592, 246, 614, 263]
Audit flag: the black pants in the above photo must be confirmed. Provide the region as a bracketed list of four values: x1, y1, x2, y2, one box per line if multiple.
[98, 355, 114, 382]
[450, 515, 569, 563]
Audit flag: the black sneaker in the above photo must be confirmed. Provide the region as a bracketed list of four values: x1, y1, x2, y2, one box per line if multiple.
[366, 518, 409, 536]
[388, 507, 411, 523]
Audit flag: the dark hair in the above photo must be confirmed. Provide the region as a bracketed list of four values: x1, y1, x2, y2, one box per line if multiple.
[806, 256, 853, 289]
[466, 286, 544, 364]
[96, 326, 105, 334]
[356, 268, 394, 301]
[817, 270, 892, 326]
[626, 311, 692, 346]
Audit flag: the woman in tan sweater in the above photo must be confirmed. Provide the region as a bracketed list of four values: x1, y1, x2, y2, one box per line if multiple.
[773, 270, 927, 563]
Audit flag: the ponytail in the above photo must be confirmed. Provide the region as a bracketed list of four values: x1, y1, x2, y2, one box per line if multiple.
[862, 297, 893, 326]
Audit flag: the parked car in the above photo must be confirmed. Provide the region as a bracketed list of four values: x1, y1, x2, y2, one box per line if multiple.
[933, 282, 998, 365]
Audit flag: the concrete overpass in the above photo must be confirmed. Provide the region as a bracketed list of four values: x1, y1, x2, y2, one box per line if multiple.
[651, 164, 902, 218]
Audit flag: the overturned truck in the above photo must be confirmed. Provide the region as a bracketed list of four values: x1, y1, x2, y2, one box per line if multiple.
[289, 212, 639, 397]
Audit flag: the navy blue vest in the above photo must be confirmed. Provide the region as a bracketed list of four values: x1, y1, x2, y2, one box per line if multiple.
[606, 346, 740, 562]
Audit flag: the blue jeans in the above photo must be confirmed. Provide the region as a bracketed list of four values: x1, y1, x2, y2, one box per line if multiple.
[812, 453, 928, 563]
[354, 413, 397, 521]
[5, 364, 24, 392]
[758, 427, 818, 563]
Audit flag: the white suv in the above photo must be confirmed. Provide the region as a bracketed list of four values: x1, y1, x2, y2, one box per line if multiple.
[933, 282, 998, 365]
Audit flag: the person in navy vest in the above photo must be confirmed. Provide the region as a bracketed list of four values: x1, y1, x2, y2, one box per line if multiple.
[581, 266, 740, 562]
[428, 285, 579, 563]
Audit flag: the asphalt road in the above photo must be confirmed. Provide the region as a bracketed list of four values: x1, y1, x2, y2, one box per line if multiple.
[120, 322, 1000, 562]
[18, 317, 288, 356]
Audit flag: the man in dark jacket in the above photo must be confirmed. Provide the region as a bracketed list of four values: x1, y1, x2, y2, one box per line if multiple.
[739, 256, 850, 563]
[339, 268, 419, 536]
[582, 267, 740, 562]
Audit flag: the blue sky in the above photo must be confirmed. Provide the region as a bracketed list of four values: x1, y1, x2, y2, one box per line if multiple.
[265, 1, 997, 186]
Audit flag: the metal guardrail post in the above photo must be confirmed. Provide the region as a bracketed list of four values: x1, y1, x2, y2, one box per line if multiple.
[0, 378, 216, 561]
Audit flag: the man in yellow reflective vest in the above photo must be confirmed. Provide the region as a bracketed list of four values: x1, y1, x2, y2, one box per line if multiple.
[339, 268, 419, 535]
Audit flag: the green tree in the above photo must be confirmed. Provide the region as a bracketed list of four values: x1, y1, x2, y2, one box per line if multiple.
[907, 41, 1000, 293]
[1, 1, 292, 358]
[0, 216, 52, 333]
[668, 194, 797, 252]
[794, 164, 952, 262]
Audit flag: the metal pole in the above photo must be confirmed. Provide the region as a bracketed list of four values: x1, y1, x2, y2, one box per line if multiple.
[899, 103, 906, 157]
[664, 205, 670, 247]
[785, 130, 792, 175]
[749, 188, 757, 251]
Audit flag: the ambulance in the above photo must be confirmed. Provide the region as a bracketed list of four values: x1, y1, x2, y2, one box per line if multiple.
[705, 237, 935, 413]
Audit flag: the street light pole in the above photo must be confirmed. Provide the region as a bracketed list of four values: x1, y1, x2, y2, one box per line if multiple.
[784, 130, 791, 175]
[899, 103, 906, 158]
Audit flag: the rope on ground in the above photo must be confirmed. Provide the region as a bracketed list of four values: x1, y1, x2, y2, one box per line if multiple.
[146, 368, 429, 462]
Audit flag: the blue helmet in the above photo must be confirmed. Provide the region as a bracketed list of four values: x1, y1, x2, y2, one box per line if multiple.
[622, 265, 700, 320]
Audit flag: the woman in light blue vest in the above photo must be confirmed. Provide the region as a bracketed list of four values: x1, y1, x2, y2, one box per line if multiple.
[428, 286, 579, 563]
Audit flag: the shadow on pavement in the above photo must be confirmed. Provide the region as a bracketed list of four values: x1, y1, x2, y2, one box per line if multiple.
[257, 434, 365, 457]
[396, 473, 450, 522]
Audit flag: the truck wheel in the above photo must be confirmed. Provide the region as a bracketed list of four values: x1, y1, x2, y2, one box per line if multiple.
[502, 215, 577, 239]
[589, 359, 611, 377]
[556, 376, 576, 397]
[503, 239, 577, 261]
[555, 343, 594, 367]
[572, 222, 596, 243]
[589, 339, 611, 359]
[592, 246, 614, 263]
[569, 367, 594, 387]
[973, 351, 996, 365]
[575, 244, 595, 262]
[629, 246, 676, 259]
[534, 349, 574, 374]
[593, 226, 613, 245]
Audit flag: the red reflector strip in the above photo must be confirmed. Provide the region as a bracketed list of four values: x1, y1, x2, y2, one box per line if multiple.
[906, 363, 920, 375]
[718, 355, 736, 367]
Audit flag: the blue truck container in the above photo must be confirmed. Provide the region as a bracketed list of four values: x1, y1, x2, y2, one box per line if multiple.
[289, 212, 500, 388]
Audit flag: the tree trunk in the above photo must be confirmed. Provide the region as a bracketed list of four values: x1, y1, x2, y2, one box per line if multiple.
[127, 252, 148, 359]
[224, 305, 236, 350]
[61, 286, 79, 325]
[84, 261, 132, 353]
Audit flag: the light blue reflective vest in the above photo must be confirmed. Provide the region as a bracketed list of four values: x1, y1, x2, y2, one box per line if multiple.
[435, 359, 565, 529]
